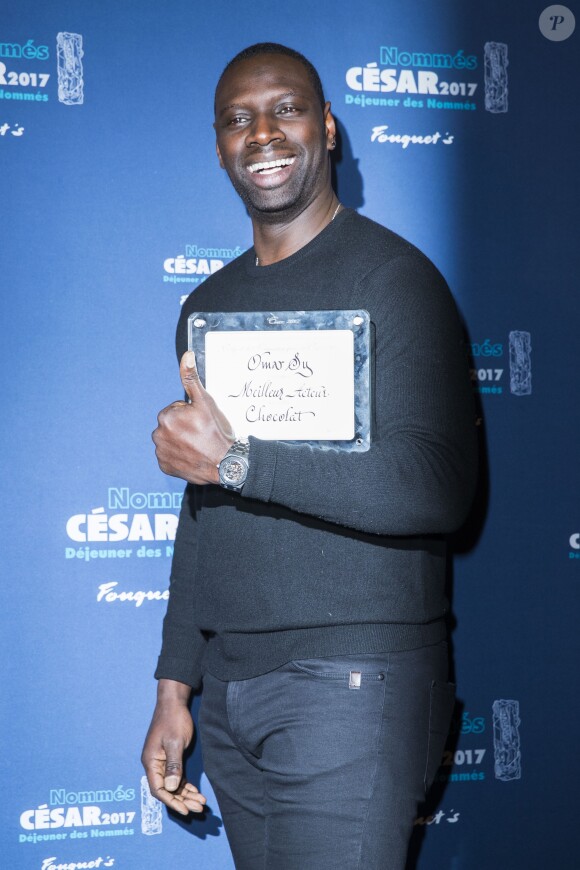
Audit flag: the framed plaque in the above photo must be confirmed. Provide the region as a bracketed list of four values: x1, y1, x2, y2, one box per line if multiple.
[188, 310, 371, 452]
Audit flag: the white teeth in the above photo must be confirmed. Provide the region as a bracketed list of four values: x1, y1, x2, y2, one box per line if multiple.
[248, 157, 295, 174]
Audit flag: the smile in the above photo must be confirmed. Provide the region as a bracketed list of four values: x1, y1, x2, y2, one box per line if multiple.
[247, 157, 296, 175]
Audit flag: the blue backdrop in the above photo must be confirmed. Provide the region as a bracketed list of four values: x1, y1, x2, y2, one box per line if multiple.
[2, 2, 579, 868]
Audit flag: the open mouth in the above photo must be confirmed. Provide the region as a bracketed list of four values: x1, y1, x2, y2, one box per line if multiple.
[247, 157, 296, 175]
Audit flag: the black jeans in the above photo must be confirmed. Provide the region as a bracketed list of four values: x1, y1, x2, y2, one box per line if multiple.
[199, 641, 454, 870]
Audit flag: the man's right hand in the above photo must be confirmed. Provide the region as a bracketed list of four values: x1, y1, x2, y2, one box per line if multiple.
[141, 679, 207, 816]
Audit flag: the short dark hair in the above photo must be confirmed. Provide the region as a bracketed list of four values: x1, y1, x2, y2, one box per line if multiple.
[215, 42, 326, 111]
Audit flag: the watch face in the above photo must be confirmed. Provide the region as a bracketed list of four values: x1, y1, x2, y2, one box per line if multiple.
[221, 456, 248, 486]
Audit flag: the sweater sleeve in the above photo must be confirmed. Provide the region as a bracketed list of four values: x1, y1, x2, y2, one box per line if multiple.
[154, 484, 206, 688]
[242, 255, 477, 536]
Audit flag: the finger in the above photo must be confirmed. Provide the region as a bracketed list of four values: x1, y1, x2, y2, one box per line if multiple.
[175, 783, 207, 814]
[183, 783, 207, 804]
[158, 782, 207, 816]
[143, 765, 166, 799]
[182, 793, 207, 813]
[179, 351, 205, 404]
[158, 790, 193, 816]
[183, 799, 206, 814]
[162, 791, 205, 816]
[152, 400, 187, 439]
[164, 757, 183, 793]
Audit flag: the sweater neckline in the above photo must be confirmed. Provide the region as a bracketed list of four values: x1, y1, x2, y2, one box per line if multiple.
[244, 207, 353, 277]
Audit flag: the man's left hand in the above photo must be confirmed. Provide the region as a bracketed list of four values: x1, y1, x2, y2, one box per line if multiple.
[152, 351, 235, 485]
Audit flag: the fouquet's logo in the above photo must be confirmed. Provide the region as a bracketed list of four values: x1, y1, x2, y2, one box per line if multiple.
[41, 858, 115, 870]
[414, 808, 460, 826]
[371, 124, 454, 147]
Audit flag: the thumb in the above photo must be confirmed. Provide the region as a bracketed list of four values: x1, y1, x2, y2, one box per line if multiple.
[180, 351, 205, 404]
[164, 754, 183, 793]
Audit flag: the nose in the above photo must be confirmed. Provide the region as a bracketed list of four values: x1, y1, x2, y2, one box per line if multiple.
[245, 111, 285, 147]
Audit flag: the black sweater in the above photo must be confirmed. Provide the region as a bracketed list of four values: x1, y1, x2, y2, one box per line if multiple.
[155, 209, 477, 689]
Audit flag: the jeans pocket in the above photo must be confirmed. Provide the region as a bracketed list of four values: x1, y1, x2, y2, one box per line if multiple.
[424, 680, 456, 793]
[288, 655, 387, 682]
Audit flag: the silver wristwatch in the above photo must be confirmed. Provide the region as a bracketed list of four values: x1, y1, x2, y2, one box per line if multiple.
[218, 438, 250, 492]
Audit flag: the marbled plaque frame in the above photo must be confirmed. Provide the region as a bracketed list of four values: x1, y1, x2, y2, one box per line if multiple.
[188, 310, 370, 451]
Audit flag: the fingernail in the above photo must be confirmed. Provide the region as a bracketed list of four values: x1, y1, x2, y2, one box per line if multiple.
[165, 775, 180, 791]
[184, 351, 196, 369]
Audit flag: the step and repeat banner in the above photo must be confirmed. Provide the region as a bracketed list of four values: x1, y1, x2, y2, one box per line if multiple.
[2, 2, 578, 868]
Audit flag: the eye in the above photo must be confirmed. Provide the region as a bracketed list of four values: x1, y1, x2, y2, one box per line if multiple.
[227, 114, 249, 127]
[277, 104, 300, 116]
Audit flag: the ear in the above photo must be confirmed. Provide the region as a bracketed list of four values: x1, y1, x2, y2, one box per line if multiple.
[215, 139, 225, 169]
[323, 101, 337, 151]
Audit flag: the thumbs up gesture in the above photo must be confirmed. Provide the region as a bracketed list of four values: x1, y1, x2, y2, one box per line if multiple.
[152, 351, 235, 485]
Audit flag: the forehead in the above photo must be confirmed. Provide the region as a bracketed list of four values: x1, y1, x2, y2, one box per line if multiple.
[215, 54, 317, 112]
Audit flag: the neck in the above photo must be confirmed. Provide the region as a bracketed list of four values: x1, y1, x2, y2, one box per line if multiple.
[252, 189, 341, 267]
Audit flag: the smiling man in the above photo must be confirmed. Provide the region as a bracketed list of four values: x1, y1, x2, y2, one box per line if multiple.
[142, 43, 477, 870]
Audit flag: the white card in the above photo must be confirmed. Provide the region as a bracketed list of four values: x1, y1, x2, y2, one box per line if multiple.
[204, 329, 355, 440]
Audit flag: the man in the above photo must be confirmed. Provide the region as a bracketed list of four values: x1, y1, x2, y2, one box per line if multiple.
[142, 43, 477, 870]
